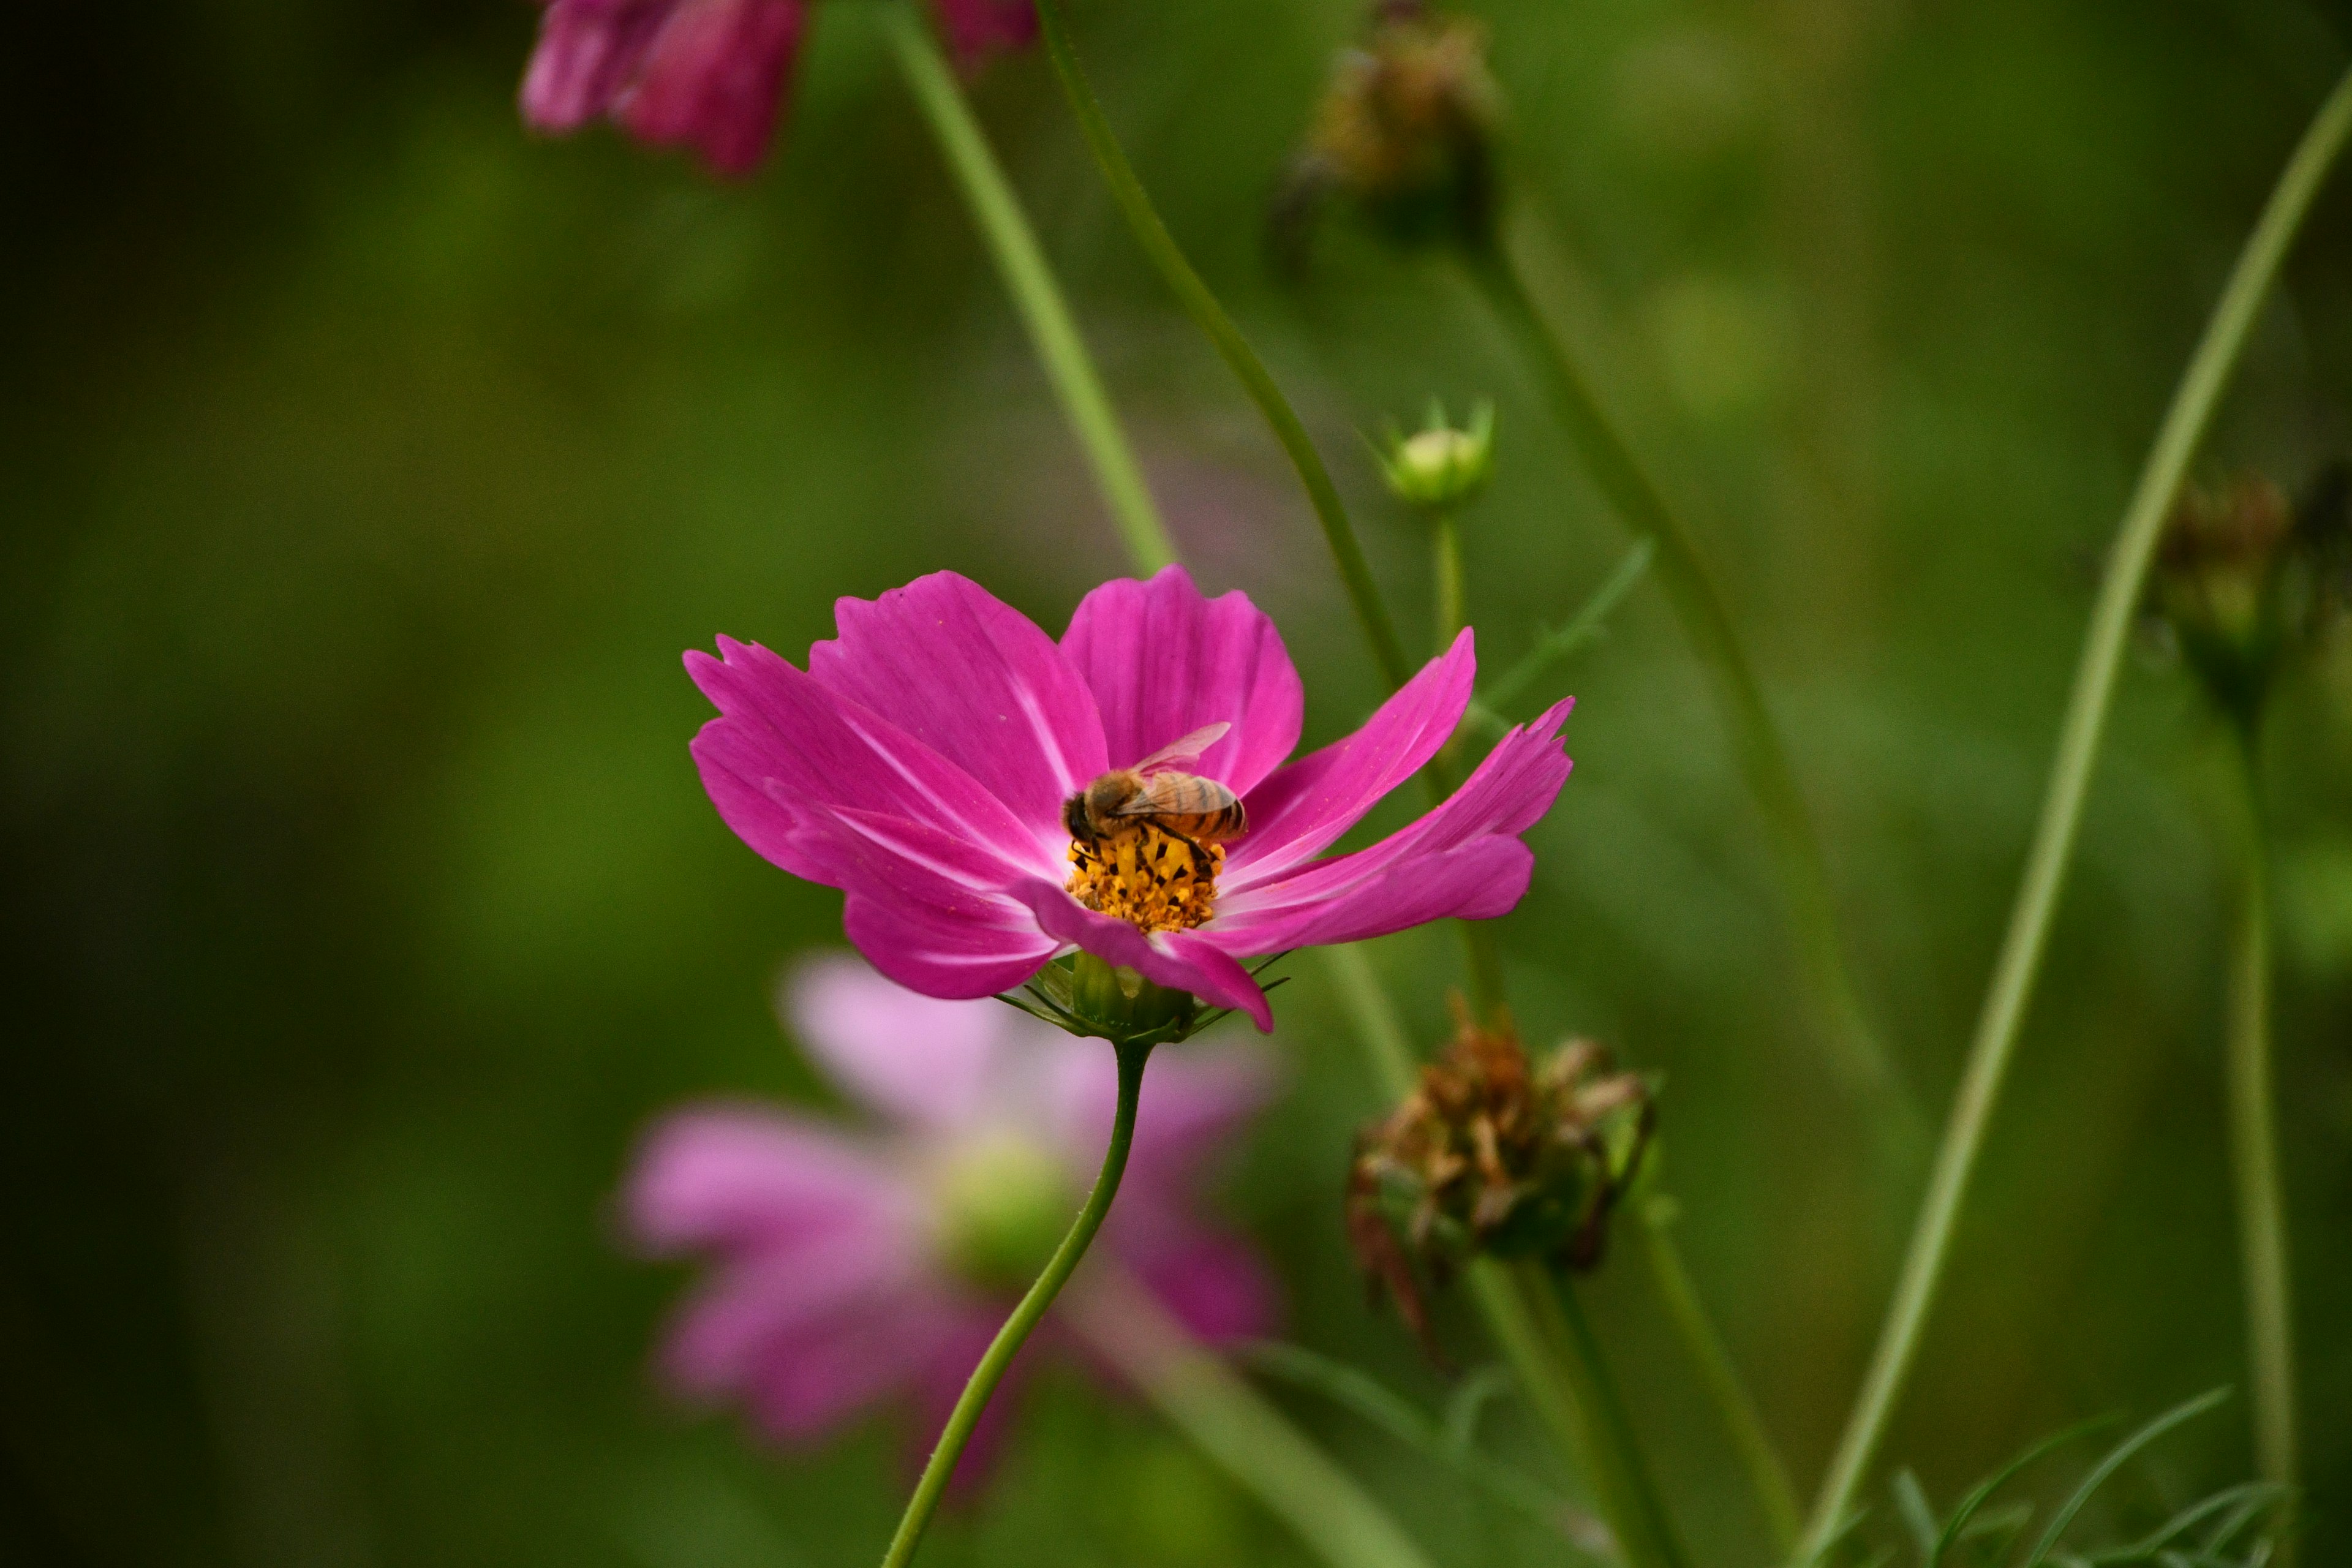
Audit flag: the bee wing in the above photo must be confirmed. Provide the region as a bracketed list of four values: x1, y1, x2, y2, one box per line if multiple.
[1115, 771, 1241, 818]
[1131, 722, 1231, 775]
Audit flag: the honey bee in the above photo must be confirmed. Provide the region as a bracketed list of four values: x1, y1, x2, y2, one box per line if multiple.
[1063, 723, 1249, 853]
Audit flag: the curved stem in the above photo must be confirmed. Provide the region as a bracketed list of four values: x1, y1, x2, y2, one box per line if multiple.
[2224, 731, 2297, 1563]
[1067, 1270, 1438, 1568]
[1465, 243, 1917, 1152]
[879, 1042, 1149, 1568]
[1638, 1196, 1801, 1556]
[1031, 0, 1412, 692]
[1797, 64, 2352, 1561]
[881, 2, 1176, 573]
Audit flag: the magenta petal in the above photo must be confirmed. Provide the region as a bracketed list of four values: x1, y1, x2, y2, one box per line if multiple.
[1212, 837, 1536, 953]
[1012, 881, 1273, 1031]
[1125, 1230, 1283, 1346]
[660, 1229, 925, 1400]
[1060, 565, 1304, 794]
[1226, 630, 1478, 885]
[927, 0, 1036, 60]
[687, 636, 1056, 883]
[520, 0, 673, 130]
[737, 1285, 963, 1443]
[623, 1104, 911, 1256]
[809, 573, 1107, 836]
[619, 0, 807, 177]
[786, 953, 1014, 1129]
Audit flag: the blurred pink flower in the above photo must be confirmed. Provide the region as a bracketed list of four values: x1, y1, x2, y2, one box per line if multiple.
[624, 954, 1278, 1463]
[685, 565, 1575, 1031]
[521, 0, 1035, 176]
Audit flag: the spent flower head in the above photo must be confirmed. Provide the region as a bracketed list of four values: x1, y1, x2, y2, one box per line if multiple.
[2149, 464, 2351, 729]
[1347, 1008, 1651, 1354]
[1276, 1, 1504, 265]
[521, 0, 1035, 176]
[623, 954, 1278, 1468]
[686, 565, 1575, 1044]
[1376, 399, 1496, 513]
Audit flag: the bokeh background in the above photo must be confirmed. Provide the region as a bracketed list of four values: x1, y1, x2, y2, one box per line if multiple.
[7, 1, 2352, 1564]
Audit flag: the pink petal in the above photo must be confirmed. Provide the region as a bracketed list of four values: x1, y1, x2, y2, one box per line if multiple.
[660, 1226, 927, 1398]
[1218, 696, 1574, 931]
[622, 1103, 911, 1256]
[619, 0, 807, 178]
[785, 953, 1017, 1129]
[687, 636, 1059, 884]
[1226, 630, 1478, 886]
[809, 573, 1107, 838]
[1208, 837, 1537, 954]
[1012, 880, 1274, 1031]
[520, 0, 674, 130]
[1122, 1230, 1283, 1346]
[737, 1284, 966, 1443]
[927, 0, 1036, 61]
[908, 1305, 1042, 1490]
[1060, 565, 1304, 794]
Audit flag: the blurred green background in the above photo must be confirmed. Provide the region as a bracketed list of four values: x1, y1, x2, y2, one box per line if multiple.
[6, 1, 2352, 1564]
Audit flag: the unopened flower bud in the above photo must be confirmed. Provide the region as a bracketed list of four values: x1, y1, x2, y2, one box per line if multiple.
[1276, 2, 1504, 264]
[1378, 401, 1496, 512]
[1346, 1009, 1652, 1354]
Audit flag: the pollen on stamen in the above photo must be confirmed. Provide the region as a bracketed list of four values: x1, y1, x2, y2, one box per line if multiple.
[1067, 823, 1224, 933]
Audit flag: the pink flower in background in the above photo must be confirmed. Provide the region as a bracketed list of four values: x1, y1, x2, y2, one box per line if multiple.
[624, 954, 1277, 1458]
[686, 565, 1574, 1031]
[521, 0, 1035, 176]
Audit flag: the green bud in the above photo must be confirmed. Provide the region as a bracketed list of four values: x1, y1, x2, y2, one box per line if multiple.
[1376, 400, 1494, 511]
[933, 1133, 1077, 1294]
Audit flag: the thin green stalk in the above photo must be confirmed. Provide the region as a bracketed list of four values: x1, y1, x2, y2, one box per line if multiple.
[1031, 0, 1412, 691]
[1798, 64, 2352, 1561]
[1433, 512, 1466, 657]
[880, 2, 1175, 573]
[2224, 731, 2297, 1562]
[880, 1043, 1148, 1568]
[1638, 1194, 1802, 1556]
[1511, 1263, 1691, 1568]
[1464, 243, 1915, 1152]
[1323, 944, 1419, 1099]
[1068, 1270, 1438, 1568]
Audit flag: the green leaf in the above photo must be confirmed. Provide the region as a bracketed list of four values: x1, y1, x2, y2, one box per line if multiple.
[2021, 1389, 2231, 1566]
[1893, 1471, 1940, 1561]
[1928, 1414, 2117, 1567]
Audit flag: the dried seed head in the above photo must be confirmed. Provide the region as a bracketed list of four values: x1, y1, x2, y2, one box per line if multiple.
[1346, 1007, 1652, 1355]
[1275, 2, 1504, 266]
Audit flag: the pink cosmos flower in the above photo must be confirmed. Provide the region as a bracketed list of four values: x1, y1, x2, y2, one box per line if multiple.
[686, 565, 1574, 1033]
[624, 953, 1277, 1458]
[521, 0, 1035, 176]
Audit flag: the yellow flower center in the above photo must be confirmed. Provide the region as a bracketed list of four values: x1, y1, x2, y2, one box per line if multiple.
[1067, 823, 1224, 934]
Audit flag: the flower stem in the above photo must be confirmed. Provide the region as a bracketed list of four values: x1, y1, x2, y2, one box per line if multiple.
[1066, 1269, 1438, 1568]
[1433, 512, 1465, 657]
[1481, 1262, 1690, 1568]
[1031, 0, 1412, 692]
[1463, 242, 1917, 1155]
[1796, 64, 2352, 1561]
[880, 2, 1175, 573]
[1637, 1194, 1801, 1556]
[879, 1041, 1149, 1568]
[2224, 728, 2298, 1562]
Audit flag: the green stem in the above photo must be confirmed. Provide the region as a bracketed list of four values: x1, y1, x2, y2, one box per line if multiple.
[1506, 1263, 1691, 1568]
[1797, 64, 2352, 1561]
[880, 2, 1175, 573]
[1464, 242, 1916, 1152]
[2224, 730, 2297, 1563]
[1031, 0, 1412, 692]
[1321, 944, 1419, 1099]
[1638, 1194, 1801, 1556]
[1433, 511, 1465, 657]
[1066, 1270, 1438, 1568]
[879, 1042, 1148, 1568]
